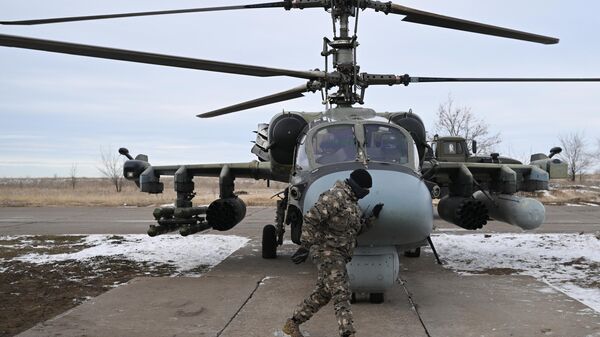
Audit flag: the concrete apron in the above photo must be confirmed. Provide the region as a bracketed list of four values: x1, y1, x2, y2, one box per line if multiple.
[19, 239, 600, 337]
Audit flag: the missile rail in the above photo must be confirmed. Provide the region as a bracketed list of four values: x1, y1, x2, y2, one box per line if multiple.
[148, 206, 211, 237]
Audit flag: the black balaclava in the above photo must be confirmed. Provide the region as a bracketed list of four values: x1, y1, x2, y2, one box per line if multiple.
[346, 169, 372, 199]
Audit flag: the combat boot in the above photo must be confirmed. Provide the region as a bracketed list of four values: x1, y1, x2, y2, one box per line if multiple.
[282, 318, 304, 337]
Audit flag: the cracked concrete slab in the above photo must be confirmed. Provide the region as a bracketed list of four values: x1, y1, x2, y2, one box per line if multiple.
[10, 206, 600, 336]
[216, 248, 427, 337]
[18, 275, 265, 337]
[400, 255, 600, 337]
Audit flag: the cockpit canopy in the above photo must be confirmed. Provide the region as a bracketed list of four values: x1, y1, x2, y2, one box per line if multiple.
[364, 124, 409, 164]
[313, 125, 357, 165]
[296, 122, 416, 171]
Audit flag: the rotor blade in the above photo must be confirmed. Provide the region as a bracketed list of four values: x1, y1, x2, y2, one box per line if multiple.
[0, 33, 325, 80]
[409, 77, 600, 83]
[365, 1, 558, 44]
[197, 83, 313, 118]
[0, 2, 288, 25]
[361, 74, 600, 86]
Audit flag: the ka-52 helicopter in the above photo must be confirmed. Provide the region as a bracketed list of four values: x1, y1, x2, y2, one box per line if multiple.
[2, 0, 600, 301]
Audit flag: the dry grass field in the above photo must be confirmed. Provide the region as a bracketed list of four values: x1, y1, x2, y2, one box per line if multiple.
[524, 174, 600, 206]
[0, 175, 598, 207]
[0, 177, 287, 207]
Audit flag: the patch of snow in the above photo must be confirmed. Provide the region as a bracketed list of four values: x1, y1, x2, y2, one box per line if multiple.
[565, 203, 585, 207]
[259, 276, 278, 285]
[573, 189, 595, 194]
[1, 244, 61, 249]
[11, 234, 249, 274]
[537, 287, 558, 294]
[434, 228, 467, 232]
[537, 190, 556, 199]
[582, 203, 599, 207]
[430, 233, 600, 313]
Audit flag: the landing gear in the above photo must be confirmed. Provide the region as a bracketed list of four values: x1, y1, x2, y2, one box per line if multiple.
[262, 224, 277, 259]
[404, 247, 421, 258]
[275, 198, 286, 245]
[262, 189, 291, 259]
[369, 293, 385, 304]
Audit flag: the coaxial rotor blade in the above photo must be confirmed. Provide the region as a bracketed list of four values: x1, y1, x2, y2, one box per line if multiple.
[364, 1, 559, 44]
[409, 77, 600, 83]
[0, 33, 325, 80]
[362, 74, 600, 86]
[197, 83, 317, 118]
[0, 2, 289, 25]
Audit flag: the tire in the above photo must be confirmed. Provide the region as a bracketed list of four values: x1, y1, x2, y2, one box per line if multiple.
[404, 247, 421, 258]
[369, 293, 384, 304]
[262, 224, 277, 259]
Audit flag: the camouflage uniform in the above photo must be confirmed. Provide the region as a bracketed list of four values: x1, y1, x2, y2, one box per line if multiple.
[292, 180, 373, 337]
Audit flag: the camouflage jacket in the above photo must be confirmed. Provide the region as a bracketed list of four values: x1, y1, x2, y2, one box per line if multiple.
[300, 180, 374, 260]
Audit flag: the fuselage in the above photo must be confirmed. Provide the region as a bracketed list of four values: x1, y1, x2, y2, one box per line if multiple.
[285, 107, 433, 249]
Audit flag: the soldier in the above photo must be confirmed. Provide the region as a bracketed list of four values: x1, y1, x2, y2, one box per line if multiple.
[282, 168, 384, 337]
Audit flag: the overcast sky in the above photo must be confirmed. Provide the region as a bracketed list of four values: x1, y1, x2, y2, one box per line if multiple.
[1, 0, 599, 177]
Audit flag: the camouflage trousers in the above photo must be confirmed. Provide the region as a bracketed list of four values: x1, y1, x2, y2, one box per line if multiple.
[292, 249, 355, 337]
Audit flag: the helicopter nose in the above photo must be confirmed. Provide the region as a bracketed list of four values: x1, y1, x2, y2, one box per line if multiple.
[302, 169, 433, 247]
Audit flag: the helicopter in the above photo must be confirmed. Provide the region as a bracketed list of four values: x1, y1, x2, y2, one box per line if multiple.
[2, 0, 599, 302]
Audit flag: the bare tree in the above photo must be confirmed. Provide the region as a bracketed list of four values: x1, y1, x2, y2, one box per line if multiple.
[433, 94, 501, 154]
[98, 147, 124, 192]
[70, 163, 78, 190]
[559, 132, 594, 181]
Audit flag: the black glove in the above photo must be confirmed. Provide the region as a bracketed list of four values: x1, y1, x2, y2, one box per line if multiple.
[372, 203, 384, 218]
[291, 247, 309, 264]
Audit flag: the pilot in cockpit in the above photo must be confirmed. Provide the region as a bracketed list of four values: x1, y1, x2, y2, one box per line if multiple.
[314, 126, 357, 165]
[366, 129, 407, 164]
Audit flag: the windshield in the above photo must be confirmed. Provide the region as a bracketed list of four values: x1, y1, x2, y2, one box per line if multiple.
[364, 124, 408, 164]
[442, 141, 464, 155]
[312, 124, 357, 165]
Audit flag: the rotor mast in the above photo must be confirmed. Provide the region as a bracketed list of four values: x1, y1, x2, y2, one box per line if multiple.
[324, 1, 362, 108]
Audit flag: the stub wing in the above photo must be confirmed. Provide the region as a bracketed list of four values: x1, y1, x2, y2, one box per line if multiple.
[425, 161, 550, 196]
[121, 156, 274, 237]
[123, 159, 272, 194]
[425, 161, 560, 231]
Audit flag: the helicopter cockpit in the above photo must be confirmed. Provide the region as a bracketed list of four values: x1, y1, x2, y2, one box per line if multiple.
[364, 124, 409, 165]
[295, 122, 417, 172]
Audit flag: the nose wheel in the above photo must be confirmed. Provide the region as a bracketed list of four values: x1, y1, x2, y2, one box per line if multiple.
[262, 224, 278, 259]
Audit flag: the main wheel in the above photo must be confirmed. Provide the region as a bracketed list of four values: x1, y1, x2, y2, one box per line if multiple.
[404, 247, 421, 258]
[369, 293, 384, 304]
[262, 224, 277, 259]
